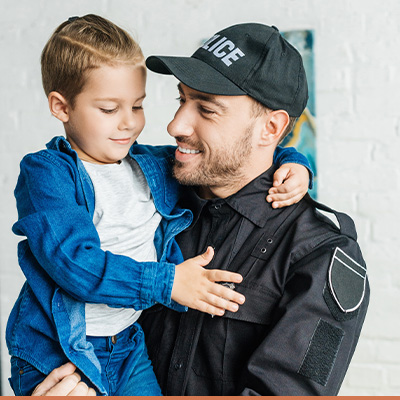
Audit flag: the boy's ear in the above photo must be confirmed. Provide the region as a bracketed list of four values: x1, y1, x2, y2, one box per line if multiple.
[259, 110, 290, 146]
[48, 91, 70, 123]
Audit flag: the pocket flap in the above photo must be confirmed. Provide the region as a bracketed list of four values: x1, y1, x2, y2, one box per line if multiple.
[222, 283, 279, 325]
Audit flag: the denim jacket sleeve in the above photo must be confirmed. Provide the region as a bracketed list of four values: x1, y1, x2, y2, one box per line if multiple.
[12, 151, 176, 310]
[273, 146, 314, 189]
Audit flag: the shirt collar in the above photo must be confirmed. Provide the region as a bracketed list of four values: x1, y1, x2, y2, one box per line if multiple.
[224, 165, 277, 228]
[180, 165, 283, 229]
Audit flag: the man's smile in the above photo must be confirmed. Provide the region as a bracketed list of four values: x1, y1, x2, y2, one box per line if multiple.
[177, 146, 200, 154]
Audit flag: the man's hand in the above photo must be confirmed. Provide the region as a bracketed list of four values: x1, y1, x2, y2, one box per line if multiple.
[32, 363, 96, 396]
[267, 162, 309, 208]
[171, 247, 245, 316]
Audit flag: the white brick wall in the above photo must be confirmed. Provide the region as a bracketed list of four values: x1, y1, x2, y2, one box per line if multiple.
[1, 0, 399, 395]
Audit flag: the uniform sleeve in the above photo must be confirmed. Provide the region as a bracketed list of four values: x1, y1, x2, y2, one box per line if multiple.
[240, 238, 369, 395]
[12, 152, 176, 310]
[273, 146, 314, 189]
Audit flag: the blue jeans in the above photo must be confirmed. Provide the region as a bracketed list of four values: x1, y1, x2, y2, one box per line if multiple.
[9, 357, 46, 396]
[86, 322, 162, 396]
[9, 322, 162, 396]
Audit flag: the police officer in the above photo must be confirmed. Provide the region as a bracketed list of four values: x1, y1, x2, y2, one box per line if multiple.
[31, 23, 369, 396]
[139, 22, 369, 396]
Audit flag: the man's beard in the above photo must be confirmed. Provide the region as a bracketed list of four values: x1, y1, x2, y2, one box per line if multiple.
[172, 123, 254, 188]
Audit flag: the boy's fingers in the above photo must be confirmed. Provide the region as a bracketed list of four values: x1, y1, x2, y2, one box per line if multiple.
[197, 246, 214, 266]
[272, 167, 289, 187]
[274, 178, 299, 193]
[208, 284, 245, 304]
[197, 301, 225, 316]
[272, 193, 303, 209]
[268, 184, 307, 202]
[198, 292, 243, 315]
[267, 191, 293, 202]
[206, 295, 240, 313]
[207, 270, 243, 283]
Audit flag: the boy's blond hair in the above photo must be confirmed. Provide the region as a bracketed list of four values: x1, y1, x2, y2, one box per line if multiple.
[41, 14, 144, 107]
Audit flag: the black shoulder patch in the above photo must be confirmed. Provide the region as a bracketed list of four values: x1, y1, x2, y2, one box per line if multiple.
[328, 247, 367, 313]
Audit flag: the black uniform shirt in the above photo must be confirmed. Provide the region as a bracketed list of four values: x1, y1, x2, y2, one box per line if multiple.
[177, 166, 279, 272]
[140, 167, 369, 396]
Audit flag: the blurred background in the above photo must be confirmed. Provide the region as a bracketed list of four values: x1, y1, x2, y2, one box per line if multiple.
[1, 0, 399, 395]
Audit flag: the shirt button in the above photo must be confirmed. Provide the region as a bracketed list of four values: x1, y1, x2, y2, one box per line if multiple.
[174, 362, 183, 370]
[214, 204, 222, 210]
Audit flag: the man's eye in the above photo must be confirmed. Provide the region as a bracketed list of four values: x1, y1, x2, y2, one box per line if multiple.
[199, 106, 215, 115]
[100, 108, 117, 114]
[176, 96, 185, 104]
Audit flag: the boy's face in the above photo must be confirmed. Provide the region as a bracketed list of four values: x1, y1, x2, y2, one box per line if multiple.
[64, 64, 146, 164]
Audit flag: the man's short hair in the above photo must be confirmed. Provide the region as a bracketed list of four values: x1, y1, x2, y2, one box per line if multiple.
[41, 14, 144, 107]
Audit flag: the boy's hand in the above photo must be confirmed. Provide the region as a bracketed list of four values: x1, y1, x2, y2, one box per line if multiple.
[171, 247, 245, 316]
[267, 163, 309, 208]
[32, 363, 96, 396]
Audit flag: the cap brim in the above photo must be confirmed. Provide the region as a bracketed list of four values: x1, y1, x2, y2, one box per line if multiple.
[146, 55, 246, 96]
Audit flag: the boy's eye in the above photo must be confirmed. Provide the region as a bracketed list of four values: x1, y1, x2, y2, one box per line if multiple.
[100, 108, 117, 114]
[176, 96, 185, 104]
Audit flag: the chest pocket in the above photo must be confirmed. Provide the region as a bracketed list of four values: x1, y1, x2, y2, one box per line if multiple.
[222, 282, 279, 325]
[220, 226, 286, 325]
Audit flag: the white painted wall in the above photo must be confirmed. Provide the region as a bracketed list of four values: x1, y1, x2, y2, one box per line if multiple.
[1, 0, 399, 395]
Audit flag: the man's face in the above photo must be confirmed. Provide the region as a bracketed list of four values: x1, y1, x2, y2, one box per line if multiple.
[167, 83, 257, 191]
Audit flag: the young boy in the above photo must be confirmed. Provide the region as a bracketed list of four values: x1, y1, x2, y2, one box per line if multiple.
[6, 15, 312, 396]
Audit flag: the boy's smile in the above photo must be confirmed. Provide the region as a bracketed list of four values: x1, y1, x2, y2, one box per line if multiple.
[62, 63, 146, 164]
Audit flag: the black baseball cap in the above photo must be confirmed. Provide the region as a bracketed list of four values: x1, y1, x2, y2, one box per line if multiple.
[146, 23, 308, 117]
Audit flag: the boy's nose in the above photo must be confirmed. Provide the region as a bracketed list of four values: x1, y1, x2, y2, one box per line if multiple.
[119, 110, 136, 131]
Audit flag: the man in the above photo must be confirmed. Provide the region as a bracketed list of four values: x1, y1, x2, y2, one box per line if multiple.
[32, 22, 369, 396]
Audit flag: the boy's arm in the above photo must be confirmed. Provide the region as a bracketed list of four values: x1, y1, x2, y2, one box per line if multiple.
[14, 152, 243, 314]
[13, 152, 177, 310]
[269, 146, 314, 208]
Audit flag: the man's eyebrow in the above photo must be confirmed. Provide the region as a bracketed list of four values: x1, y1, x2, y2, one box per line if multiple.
[177, 83, 227, 112]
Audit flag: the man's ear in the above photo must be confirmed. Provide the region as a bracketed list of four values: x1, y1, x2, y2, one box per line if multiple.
[48, 91, 70, 123]
[259, 110, 290, 146]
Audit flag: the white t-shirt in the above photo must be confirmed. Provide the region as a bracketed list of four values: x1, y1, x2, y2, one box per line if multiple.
[82, 157, 162, 336]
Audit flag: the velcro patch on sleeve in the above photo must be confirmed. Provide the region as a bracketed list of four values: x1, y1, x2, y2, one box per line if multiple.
[298, 319, 344, 386]
[328, 247, 367, 313]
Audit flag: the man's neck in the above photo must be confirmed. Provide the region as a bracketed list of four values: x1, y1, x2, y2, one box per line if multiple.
[198, 161, 273, 200]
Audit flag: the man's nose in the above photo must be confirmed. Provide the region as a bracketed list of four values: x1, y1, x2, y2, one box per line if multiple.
[167, 106, 194, 138]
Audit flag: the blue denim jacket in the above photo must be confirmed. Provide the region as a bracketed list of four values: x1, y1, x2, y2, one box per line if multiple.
[6, 136, 311, 394]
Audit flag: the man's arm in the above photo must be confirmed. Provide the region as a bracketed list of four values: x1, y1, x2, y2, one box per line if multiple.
[239, 238, 369, 395]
